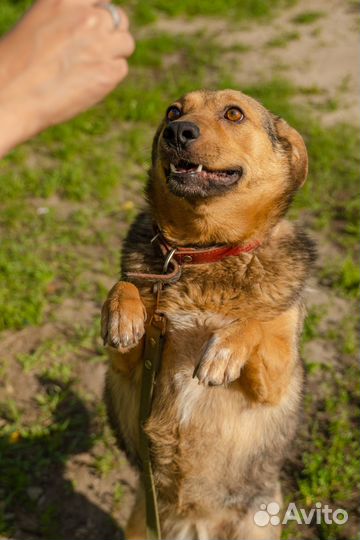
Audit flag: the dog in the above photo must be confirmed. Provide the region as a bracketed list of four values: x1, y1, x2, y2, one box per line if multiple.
[101, 89, 316, 540]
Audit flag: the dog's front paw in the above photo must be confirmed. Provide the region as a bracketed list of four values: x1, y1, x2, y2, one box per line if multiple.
[194, 335, 247, 386]
[101, 282, 147, 351]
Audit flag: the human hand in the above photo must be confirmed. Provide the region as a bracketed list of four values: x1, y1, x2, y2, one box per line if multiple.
[0, 0, 135, 157]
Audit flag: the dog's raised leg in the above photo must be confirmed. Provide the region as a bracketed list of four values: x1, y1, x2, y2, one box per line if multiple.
[101, 281, 147, 375]
[194, 305, 300, 405]
[101, 281, 147, 350]
[194, 319, 261, 387]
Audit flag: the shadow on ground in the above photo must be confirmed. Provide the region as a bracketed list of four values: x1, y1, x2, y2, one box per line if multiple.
[0, 377, 124, 540]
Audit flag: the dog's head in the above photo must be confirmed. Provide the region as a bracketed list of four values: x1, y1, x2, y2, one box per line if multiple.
[148, 89, 307, 244]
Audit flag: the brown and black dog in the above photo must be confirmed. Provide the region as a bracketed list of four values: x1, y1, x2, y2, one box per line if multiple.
[101, 89, 316, 540]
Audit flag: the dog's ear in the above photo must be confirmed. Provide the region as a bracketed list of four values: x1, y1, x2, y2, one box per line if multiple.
[275, 117, 308, 187]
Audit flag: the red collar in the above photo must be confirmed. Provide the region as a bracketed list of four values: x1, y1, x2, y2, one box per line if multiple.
[126, 228, 261, 285]
[155, 230, 261, 266]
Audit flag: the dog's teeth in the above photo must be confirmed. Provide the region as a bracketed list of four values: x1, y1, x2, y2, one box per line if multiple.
[196, 164, 203, 172]
[170, 164, 177, 172]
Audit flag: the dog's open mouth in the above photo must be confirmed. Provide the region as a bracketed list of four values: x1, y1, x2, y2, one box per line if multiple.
[168, 160, 241, 182]
[164, 159, 243, 200]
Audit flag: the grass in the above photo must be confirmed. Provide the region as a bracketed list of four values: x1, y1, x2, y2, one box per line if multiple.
[0, 1, 359, 539]
[0, 0, 297, 32]
[292, 10, 325, 24]
[125, 0, 297, 25]
[320, 256, 360, 298]
[266, 30, 300, 48]
[0, 239, 54, 330]
[296, 375, 360, 540]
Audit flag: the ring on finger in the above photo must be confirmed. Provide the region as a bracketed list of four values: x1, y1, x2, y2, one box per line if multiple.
[96, 3, 121, 30]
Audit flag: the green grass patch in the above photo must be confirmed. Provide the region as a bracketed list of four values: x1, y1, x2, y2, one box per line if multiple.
[0, 239, 54, 330]
[320, 256, 360, 298]
[266, 31, 300, 48]
[125, 0, 297, 25]
[131, 33, 187, 68]
[340, 316, 358, 355]
[298, 390, 360, 539]
[302, 307, 324, 343]
[0, 0, 297, 33]
[285, 357, 360, 540]
[0, 0, 32, 34]
[292, 10, 325, 25]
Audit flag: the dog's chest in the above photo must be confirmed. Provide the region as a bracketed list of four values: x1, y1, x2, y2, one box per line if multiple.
[157, 308, 239, 428]
[167, 308, 232, 333]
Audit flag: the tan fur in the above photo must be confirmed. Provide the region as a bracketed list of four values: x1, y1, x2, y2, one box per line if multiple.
[102, 90, 315, 539]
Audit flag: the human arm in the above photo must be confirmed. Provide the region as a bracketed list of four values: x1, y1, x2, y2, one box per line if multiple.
[0, 0, 135, 158]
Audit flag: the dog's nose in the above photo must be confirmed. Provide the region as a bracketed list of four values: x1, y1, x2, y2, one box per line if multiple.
[163, 121, 200, 148]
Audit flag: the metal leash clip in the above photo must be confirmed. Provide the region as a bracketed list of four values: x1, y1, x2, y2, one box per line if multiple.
[162, 247, 177, 274]
[152, 247, 178, 296]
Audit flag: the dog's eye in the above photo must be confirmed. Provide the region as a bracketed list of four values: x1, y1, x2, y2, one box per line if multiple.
[224, 107, 244, 123]
[166, 106, 182, 122]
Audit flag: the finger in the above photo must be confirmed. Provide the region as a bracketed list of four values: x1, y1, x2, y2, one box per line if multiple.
[108, 57, 129, 81]
[96, 58, 129, 93]
[106, 31, 135, 59]
[93, 4, 129, 32]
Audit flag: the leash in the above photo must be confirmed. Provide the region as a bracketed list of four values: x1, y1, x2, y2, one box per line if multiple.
[136, 245, 173, 540]
[130, 227, 261, 540]
[138, 309, 166, 540]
